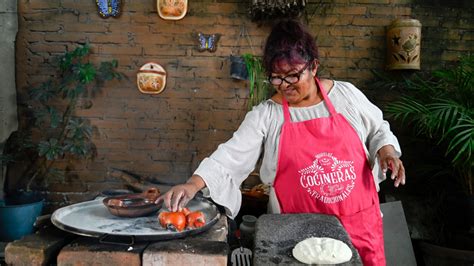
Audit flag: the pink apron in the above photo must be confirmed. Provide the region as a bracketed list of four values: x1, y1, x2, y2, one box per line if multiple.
[273, 78, 386, 265]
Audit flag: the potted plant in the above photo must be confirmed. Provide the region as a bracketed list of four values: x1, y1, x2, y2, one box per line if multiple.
[383, 54, 473, 263]
[242, 53, 273, 110]
[0, 44, 122, 241]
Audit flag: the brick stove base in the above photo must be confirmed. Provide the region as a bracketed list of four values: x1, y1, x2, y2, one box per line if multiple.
[5, 215, 229, 266]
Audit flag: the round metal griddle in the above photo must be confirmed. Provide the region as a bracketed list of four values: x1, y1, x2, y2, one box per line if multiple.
[51, 197, 220, 242]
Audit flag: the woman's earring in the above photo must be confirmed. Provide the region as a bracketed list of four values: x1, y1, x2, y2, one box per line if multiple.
[311, 61, 318, 76]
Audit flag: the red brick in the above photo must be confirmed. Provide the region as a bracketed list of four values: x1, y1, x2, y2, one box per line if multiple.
[43, 32, 88, 43]
[352, 17, 392, 27]
[65, 192, 99, 203]
[143, 240, 228, 266]
[28, 43, 68, 54]
[329, 6, 368, 15]
[368, 6, 412, 16]
[5, 225, 76, 266]
[57, 237, 145, 266]
[143, 45, 188, 56]
[99, 44, 143, 55]
[23, 1, 61, 10]
[48, 182, 88, 193]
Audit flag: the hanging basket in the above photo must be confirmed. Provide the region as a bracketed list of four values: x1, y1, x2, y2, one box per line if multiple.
[229, 25, 253, 81]
[249, 0, 306, 21]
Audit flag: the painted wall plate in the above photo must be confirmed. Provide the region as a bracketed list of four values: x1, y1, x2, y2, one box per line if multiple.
[157, 0, 188, 20]
[136, 62, 167, 94]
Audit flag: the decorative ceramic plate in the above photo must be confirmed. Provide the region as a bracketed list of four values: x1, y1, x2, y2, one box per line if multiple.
[157, 0, 188, 20]
[136, 62, 167, 94]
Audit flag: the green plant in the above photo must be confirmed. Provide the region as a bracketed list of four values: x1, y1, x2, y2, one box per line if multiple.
[242, 53, 273, 110]
[0, 44, 122, 192]
[385, 54, 473, 195]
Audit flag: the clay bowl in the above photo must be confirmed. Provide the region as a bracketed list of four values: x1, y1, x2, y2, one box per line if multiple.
[103, 193, 161, 218]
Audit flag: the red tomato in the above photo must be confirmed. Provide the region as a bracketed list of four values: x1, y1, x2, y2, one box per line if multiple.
[186, 211, 206, 229]
[158, 211, 186, 232]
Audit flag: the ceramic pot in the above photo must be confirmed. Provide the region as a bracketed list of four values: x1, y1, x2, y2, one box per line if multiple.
[240, 214, 257, 248]
[386, 19, 422, 70]
[0, 192, 44, 241]
[230, 55, 248, 80]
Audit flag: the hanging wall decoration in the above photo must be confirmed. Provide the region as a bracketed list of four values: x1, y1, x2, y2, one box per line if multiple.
[157, 0, 188, 20]
[386, 19, 422, 70]
[195, 32, 221, 53]
[230, 25, 254, 80]
[136, 62, 167, 94]
[96, 0, 122, 18]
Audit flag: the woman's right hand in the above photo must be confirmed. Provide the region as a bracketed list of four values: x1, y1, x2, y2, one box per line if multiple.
[156, 175, 206, 212]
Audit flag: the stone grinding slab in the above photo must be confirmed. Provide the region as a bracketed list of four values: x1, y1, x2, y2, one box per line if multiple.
[254, 214, 362, 265]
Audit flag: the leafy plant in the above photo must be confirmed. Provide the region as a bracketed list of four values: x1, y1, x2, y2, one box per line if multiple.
[1, 44, 122, 192]
[242, 53, 273, 110]
[385, 54, 473, 195]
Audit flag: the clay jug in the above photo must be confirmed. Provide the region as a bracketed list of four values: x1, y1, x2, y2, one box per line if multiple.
[239, 215, 257, 248]
[386, 19, 422, 70]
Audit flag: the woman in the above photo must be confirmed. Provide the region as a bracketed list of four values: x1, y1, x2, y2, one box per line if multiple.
[157, 19, 405, 265]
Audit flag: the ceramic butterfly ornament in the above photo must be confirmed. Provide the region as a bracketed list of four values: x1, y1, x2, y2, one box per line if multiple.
[157, 0, 188, 20]
[196, 33, 221, 53]
[136, 62, 167, 95]
[96, 0, 121, 18]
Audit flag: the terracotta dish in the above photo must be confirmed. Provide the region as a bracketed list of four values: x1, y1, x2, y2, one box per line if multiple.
[157, 0, 187, 20]
[103, 187, 161, 218]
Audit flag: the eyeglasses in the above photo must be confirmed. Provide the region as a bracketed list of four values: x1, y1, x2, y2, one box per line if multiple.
[268, 62, 311, 86]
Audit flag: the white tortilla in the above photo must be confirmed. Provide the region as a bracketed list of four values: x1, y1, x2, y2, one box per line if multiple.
[292, 237, 352, 265]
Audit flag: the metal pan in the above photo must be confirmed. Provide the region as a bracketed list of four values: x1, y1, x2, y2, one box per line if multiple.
[51, 196, 220, 242]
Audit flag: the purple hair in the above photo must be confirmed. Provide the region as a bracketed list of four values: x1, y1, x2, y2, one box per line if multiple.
[263, 19, 319, 75]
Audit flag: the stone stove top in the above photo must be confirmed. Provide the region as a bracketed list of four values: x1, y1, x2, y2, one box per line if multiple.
[253, 214, 362, 265]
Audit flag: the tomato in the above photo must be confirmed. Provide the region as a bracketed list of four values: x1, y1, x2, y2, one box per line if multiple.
[158, 208, 206, 231]
[181, 207, 191, 216]
[186, 211, 206, 229]
[158, 211, 186, 232]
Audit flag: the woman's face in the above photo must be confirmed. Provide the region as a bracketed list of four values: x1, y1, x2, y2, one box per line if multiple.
[269, 60, 318, 106]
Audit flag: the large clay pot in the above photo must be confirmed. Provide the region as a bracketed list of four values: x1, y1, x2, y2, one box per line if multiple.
[0, 192, 44, 241]
[386, 19, 422, 70]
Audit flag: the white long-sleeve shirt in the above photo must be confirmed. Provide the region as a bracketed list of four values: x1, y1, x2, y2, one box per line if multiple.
[194, 80, 401, 218]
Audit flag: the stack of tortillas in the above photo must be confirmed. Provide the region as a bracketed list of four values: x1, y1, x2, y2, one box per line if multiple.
[292, 237, 352, 264]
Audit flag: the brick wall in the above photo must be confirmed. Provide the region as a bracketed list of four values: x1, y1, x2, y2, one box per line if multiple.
[13, 0, 473, 210]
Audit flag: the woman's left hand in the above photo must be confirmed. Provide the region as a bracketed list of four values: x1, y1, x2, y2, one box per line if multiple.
[377, 145, 406, 187]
